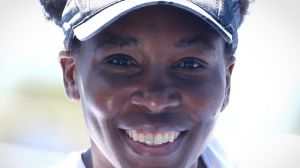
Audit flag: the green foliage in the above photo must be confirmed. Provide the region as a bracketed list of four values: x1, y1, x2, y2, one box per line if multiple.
[0, 81, 89, 152]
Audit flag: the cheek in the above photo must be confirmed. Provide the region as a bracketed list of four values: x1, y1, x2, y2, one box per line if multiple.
[78, 74, 131, 161]
[80, 71, 137, 120]
[181, 70, 226, 121]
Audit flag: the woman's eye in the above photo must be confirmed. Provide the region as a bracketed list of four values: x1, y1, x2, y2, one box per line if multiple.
[179, 60, 200, 69]
[106, 54, 138, 68]
[174, 58, 206, 70]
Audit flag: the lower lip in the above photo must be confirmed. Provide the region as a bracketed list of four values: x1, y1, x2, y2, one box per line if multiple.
[119, 129, 186, 156]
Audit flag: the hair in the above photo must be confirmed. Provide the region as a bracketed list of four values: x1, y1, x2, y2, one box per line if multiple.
[40, 0, 251, 56]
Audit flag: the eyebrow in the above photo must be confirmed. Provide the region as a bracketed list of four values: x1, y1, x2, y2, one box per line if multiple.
[174, 35, 215, 50]
[96, 33, 138, 49]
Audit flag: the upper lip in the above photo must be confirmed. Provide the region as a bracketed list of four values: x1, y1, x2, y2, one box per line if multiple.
[116, 108, 194, 132]
[118, 123, 189, 132]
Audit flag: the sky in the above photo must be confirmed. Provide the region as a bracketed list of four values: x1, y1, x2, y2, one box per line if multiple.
[0, 0, 300, 138]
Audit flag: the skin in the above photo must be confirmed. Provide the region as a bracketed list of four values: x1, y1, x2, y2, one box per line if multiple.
[59, 6, 235, 168]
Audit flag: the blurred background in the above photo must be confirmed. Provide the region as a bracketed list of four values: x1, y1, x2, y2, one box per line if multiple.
[0, 0, 299, 167]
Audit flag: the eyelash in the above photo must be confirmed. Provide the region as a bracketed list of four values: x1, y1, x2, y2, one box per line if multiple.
[105, 54, 206, 72]
[106, 54, 138, 68]
[173, 58, 207, 70]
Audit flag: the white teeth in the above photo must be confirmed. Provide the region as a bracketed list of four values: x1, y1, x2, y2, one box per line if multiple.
[125, 130, 181, 146]
[145, 133, 154, 145]
[138, 133, 144, 143]
[154, 134, 163, 145]
[132, 130, 138, 141]
[168, 132, 175, 142]
[128, 130, 133, 138]
[163, 133, 169, 143]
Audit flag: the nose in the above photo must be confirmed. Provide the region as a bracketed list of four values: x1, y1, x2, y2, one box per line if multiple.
[130, 82, 181, 113]
[129, 64, 182, 113]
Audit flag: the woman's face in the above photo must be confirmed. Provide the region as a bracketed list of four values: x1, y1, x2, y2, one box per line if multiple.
[65, 6, 233, 168]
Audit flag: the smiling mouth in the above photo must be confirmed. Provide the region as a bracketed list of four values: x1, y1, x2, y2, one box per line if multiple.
[125, 129, 181, 146]
[125, 130, 180, 146]
[119, 127, 187, 156]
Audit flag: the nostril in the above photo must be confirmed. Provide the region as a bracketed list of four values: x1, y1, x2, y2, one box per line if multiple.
[130, 91, 180, 113]
[150, 101, 156, 107]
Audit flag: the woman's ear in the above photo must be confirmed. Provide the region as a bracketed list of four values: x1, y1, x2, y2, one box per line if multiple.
[59, 51, 80, 102]
[221, 56, 235, 112]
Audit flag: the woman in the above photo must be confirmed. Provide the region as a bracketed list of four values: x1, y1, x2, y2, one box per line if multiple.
[40, 0, 250, 167]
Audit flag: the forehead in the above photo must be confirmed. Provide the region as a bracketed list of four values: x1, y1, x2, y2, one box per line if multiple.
[77, 5, 224, 57]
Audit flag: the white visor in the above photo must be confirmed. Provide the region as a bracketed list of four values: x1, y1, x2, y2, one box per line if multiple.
[72, 0, 232, 43]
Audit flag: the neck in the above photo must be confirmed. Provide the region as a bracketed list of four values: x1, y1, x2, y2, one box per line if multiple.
[82, 142, 206, 168]
[82, 141, 114, 168]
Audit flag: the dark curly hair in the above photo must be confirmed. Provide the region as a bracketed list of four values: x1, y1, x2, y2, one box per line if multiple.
[40, 0, 251, 55]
